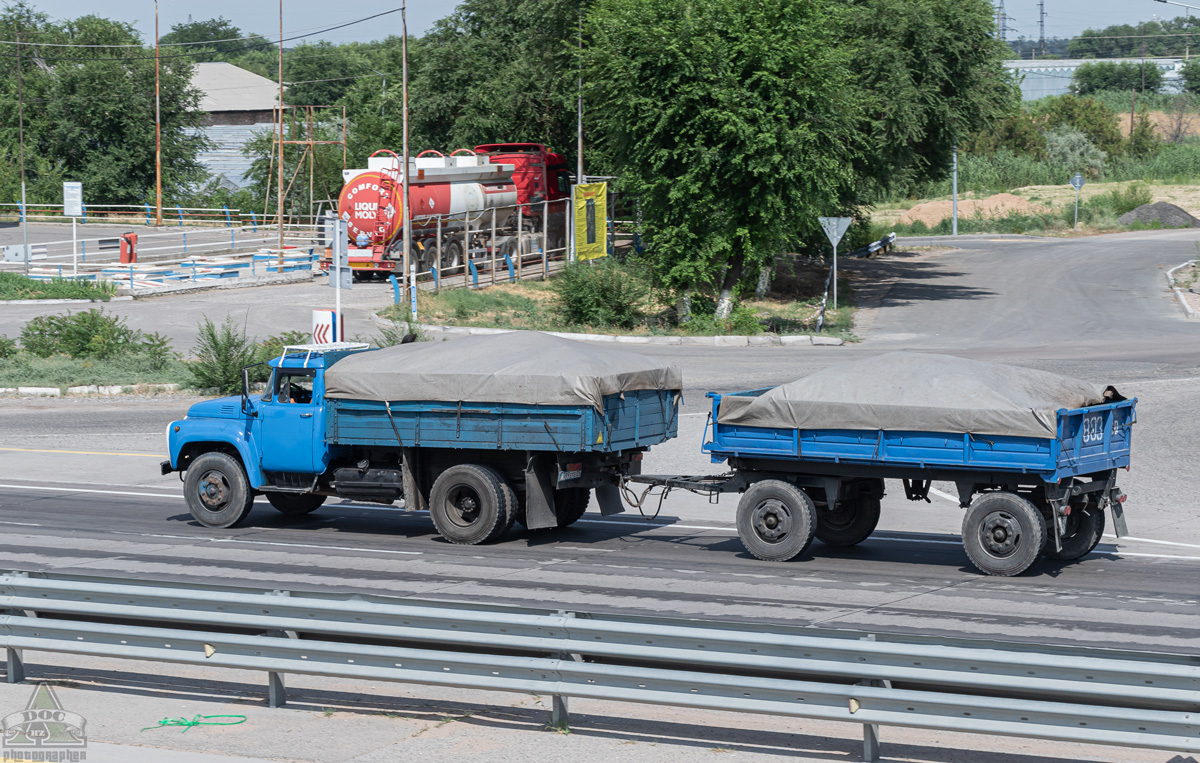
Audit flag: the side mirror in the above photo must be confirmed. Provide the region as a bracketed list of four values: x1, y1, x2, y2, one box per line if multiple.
[241, 367, 256, 416]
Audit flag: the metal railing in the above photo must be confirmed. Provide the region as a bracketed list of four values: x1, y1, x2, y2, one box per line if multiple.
[1, 570, 1196, 762]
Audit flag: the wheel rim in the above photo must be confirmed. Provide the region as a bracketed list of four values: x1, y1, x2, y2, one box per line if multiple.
[823, 501, 858, 530]
[197, 470, 231, 513]
[443, 243, 463, 270]
[443, 484, 483, 528]
[750, 499, 791, 543]
[979, 510, 1021, 558]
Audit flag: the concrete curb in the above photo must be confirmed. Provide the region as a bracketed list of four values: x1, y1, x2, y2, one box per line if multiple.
[0, 383, 181, 398]
[1165, 260, 1197, 320]
[0, 295, 133, 306]
[373, 315, 844, 346]
[124, 270, 314, 298]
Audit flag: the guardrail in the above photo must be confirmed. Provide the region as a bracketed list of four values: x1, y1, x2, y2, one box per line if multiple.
[1, 570, 1195, 761]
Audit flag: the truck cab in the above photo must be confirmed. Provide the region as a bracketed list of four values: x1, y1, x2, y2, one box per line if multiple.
[163, 344, 373, 528]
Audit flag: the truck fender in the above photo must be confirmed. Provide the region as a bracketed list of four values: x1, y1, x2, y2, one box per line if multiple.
[169, 420, 266, 489]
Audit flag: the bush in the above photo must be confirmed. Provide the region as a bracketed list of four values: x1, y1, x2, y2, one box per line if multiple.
[552, 259, 650, 329]
[1071, 61, 1162, 96]
[0, 335, 16, 359]
[0, 272, 115, 302]
[140, 332, 176, 371]
[256, 331, 311, 365]
[19, 309, 142, 359]
[190, 316, 257, 394]
[1045, 126, 1107, 179]
[1087, 182, 1153, 217]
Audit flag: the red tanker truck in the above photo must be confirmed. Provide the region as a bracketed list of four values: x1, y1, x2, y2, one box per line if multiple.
[327, 143, 571, 277]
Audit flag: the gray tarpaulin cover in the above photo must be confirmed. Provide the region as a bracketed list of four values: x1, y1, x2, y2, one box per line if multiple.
[717, 353, 1115, 439]
[325, 331, 682, 411]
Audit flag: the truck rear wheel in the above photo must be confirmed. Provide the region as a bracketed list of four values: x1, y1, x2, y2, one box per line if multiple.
[185, 452, 255, 529]
[429, 465, 513, 545]
[816, 495, 881, 547]
[1043, 502, 1105, 561]
[962, 492, 1046, 576]
[736, 480, 817, 562]
[267, 493, 326, 516]
[555, 488, 590, 527]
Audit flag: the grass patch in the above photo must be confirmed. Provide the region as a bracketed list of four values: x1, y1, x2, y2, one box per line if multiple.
[0, 353, 192, 391]
[0, 272, 115, 301]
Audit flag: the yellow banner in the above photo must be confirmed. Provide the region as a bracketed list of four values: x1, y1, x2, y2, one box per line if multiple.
[573, 182, 608, 261]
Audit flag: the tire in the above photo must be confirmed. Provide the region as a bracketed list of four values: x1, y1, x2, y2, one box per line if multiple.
[429, 465, 511, 545]
[1043, 502, 1105, 561]
[266, 492, 326, 516]
[184, 452, 255, 529]
[816, 495, 881, 547]
[555, 488, 590, 527]
[419, 242, 438, 274]
[962, 492, 1046, 576]
[441, 240, 464, 273]
[736, 480, 817, 562]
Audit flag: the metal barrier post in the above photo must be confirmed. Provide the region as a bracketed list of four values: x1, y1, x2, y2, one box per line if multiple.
[468, 259, 479, 288]
[224, 206, 232, 227]
[490, 213, 497, 286]
[128, 264, 134, 290]
[81, 241, 86, 261]
[250, 212, 258, 232]
[516, 204, 523, 280]
[858, 634, 889, 763]
[183, 232, 187, 253]
[18, 201, 23, 224]
[435, 216, 442, 294]
[82, 204, 87, 224]
[251, 256, 256, 276]
[551, 611, 578, 730]
[503, 253, 515, 283]
[231, 226, 236, 250]
[266, 627, 297, 708]
[389, 274, 401, 304]
[430, 265, 439, 289]
[177, 206, 184, 227]
[144, 204, 152, 226]
[5, 647, 25, 684]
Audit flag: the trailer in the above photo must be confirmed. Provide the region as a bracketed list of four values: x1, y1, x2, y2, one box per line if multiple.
[163, 334, 679, 544]
[631, 354, 1135, 577]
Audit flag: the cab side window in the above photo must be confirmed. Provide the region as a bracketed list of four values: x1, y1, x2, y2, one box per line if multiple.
[275, 372, 315, 405]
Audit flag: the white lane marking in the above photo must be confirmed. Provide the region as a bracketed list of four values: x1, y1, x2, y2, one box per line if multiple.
[0, 483, 179, 499]
[1102, 533, 1200, 550]
[210, 538, 422, 555]
[1096, 551, 1200, 561]
[0, 521, 43, 527]
[929, 487, 959, 503]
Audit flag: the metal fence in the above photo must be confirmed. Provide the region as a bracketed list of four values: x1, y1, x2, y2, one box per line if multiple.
[1, 570, 1195, 762]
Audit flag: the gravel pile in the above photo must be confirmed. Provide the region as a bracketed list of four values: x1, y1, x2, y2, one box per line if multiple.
[1118, 202, 1200, 228]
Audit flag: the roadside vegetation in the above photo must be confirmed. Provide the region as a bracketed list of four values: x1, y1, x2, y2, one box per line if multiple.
[0, 272, 116, 302]
[380, 257, 858, 341]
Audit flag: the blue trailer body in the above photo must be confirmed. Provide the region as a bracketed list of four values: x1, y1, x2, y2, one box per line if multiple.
[327, 389, 677, 453]
[703, 389, 1135, 481]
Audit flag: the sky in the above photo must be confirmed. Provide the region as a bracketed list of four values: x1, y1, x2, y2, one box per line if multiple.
[8, 1, 1186, 45]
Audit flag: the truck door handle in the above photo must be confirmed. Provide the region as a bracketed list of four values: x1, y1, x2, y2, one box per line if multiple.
[299, 412, 313, 418]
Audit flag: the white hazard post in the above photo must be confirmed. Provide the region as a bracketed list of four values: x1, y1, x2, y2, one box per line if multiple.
[818, 216, 853, 310]
[312, 310, 337, 344]
[63, 182, 82, 276]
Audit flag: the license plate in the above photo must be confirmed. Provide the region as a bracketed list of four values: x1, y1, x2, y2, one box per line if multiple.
[558, 469, 582, 483]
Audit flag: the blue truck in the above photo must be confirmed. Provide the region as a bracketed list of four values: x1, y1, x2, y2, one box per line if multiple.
[163, 339, 680, 544]
[632, 356, 1136, 577]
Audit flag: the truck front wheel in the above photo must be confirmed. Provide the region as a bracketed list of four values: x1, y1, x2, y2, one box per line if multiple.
[962, 492, 1046, 576]
[429, 465, 514, 545]
[736, 480, 817, 562]
[185, 452, 255, 529]
[267, 493, 327, 516]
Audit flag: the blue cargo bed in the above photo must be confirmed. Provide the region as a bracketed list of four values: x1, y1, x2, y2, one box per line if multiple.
[327, 388, 678, 453]
[703, 389, 1135, 482]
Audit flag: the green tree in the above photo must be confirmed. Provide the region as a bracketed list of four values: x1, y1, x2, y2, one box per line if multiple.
[1069, 16, 1198, 58]
[158, 16, 270, 62]
[1127, 108, 1162, 159]
[1071, 61, 1163, 95]
[1035, 95, 1124, 156]
[0, 5, 208, 205]
[844, 0, 1018, 193]
[585, 0, 859, 318]
[1182, 58, 1200, 95]
[964, 112, 1046, 158]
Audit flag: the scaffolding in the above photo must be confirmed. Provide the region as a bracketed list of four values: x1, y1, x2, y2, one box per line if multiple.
[262, 105, 348, 227]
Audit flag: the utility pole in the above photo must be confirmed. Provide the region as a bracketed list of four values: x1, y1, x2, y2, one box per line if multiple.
[402, 0, 412, 317]
[277, 0, 285, 263]
[16, 27, 28, 275]
[576, 1, 584, 184]
[1038, 0, 1046, 57]
[997, 0, 1007, 43]
[155, 1, 163, 227]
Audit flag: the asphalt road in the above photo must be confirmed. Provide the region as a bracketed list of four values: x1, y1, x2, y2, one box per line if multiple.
[2, 230, 1199, 652]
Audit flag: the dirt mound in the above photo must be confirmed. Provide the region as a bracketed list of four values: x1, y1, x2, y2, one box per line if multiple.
[1117, 201, 1200, 228]
[898, 193, 1040, 228]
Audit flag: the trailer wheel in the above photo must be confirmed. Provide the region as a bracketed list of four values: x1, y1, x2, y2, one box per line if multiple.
[736, 480, 817, 562]
[442, 240, 464, 274]
[816, 495, 881, 547]
[1043, 502, 1105, 561]
[184, 452, 255, 529]
[962, 492, 1046, 576]
[556, 488, 591, 527]
[266, 493, 326, 516]
[429, 465, 510, 545]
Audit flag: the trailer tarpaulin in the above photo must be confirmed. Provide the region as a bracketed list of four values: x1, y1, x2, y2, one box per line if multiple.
[325, 331, 682, 411]
[717, 353, 1120, 440]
